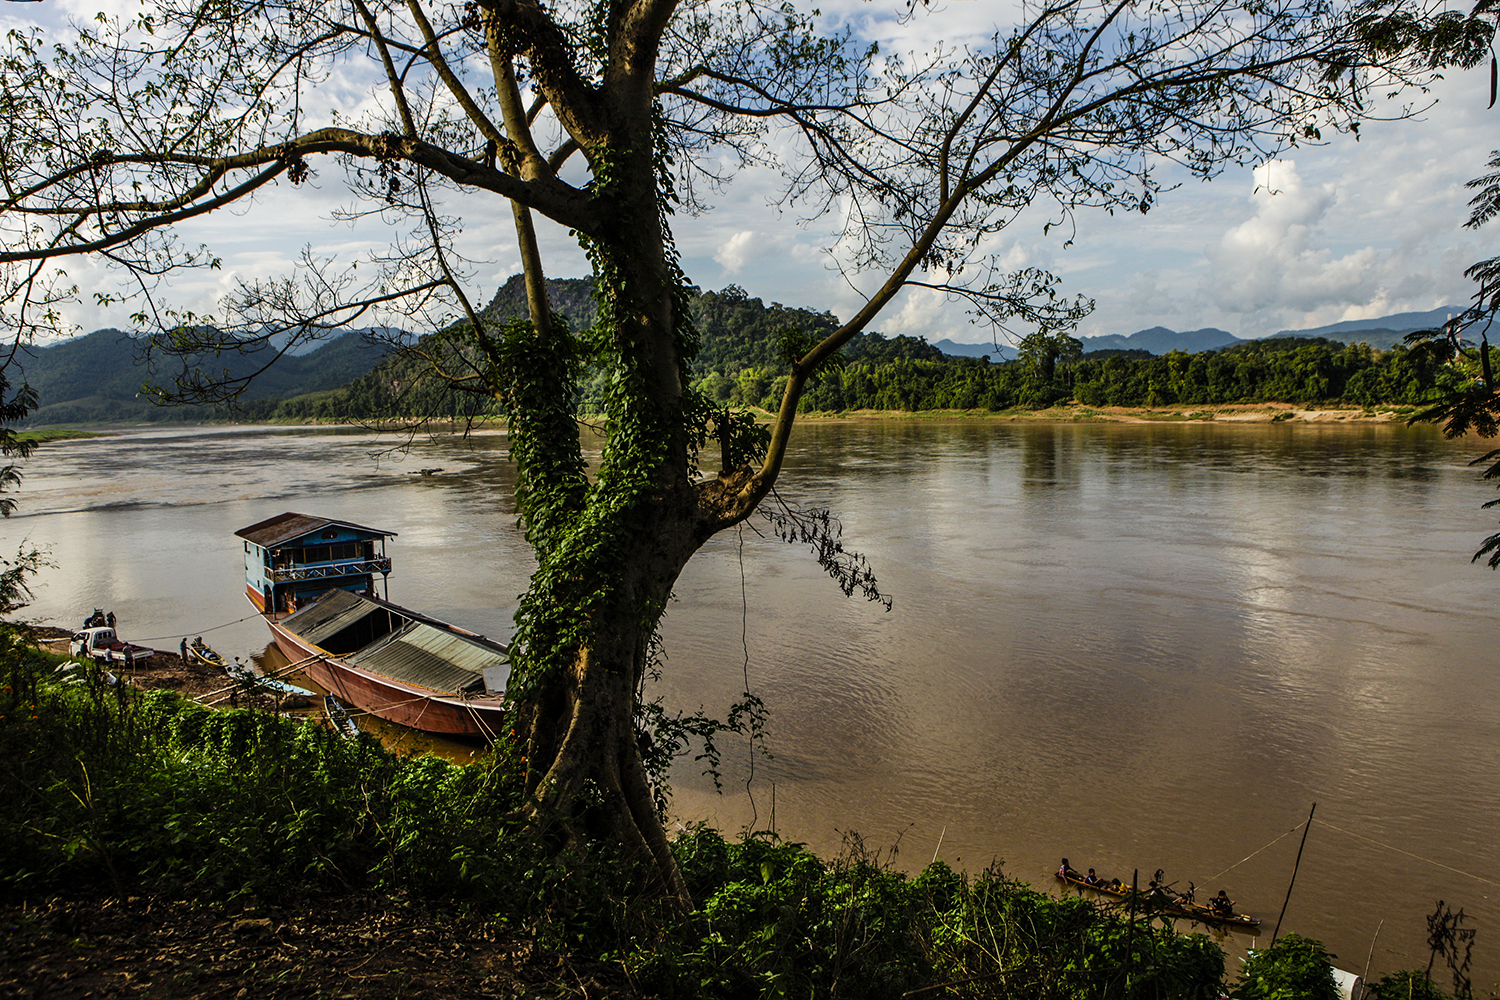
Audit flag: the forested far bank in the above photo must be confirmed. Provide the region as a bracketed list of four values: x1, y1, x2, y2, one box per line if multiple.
[251, 330, 1458, 424]
[695, 335, 1452, 416]
[15, 278, 1466, 425]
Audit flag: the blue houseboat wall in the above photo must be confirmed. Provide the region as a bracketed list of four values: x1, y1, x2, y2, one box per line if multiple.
[235, 512, 396, 615]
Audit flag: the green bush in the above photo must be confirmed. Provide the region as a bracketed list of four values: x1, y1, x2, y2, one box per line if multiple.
[640, 830, 1226, 999]
[1368, 970, 1451, 999]
[1230, 933, 1341, 1000]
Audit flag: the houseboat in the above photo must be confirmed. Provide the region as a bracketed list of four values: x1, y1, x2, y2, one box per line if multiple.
[235, 512, 510, 738]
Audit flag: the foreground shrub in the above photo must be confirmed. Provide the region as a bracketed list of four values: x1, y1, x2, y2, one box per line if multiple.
[0, 630, 645, 950]
[1230, 933, 1341, 1000]
[643, 828, 1225, 999]
[1368, 970, 1452, 999]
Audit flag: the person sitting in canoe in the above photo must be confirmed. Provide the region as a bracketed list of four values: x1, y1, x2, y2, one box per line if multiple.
[1083, 868, 1100, 886]
[1059, 858, 1081, 880]
[1210, 891, 1234, 917]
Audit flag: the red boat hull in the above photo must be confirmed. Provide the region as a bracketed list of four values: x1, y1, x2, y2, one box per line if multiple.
[265, 617, 507, 739]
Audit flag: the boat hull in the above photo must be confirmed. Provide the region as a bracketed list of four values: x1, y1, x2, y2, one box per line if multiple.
[1056, 873, 1261, 930]
[190, 644, 228, 670]
[266, 617, 506, 739]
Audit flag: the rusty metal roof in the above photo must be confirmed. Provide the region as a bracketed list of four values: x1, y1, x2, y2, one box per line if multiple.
[281, 588, 509, 696]
[235, 512, 396, 548]
[350, 620, 508, 694]
[281, 588, 379, 646]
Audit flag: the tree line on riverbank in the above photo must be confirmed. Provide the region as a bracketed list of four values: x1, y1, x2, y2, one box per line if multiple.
[10, 280, 1463, 425]
[0, 627, 1469, 999]
[696, 334, 1454, 415]
[260, 295, 1459, 423]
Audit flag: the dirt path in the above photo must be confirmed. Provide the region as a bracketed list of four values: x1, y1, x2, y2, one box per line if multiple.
[0, 895, 636, 999]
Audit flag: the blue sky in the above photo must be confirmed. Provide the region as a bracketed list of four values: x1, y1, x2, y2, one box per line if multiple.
[13, 0, 1500, 346]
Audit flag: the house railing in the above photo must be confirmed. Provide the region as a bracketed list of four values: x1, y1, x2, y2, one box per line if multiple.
[268, 558, 392, 582]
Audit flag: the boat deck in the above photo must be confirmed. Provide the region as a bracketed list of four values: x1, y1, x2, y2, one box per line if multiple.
[280, 589, 509, 695]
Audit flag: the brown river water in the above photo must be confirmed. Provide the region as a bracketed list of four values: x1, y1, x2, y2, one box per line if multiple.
[4, 419, 1498, 987]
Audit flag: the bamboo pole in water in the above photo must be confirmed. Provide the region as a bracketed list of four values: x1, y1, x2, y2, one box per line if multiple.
[1272, 802, 1317, 944]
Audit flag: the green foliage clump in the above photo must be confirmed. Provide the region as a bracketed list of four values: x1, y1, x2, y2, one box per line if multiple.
[0, 631, 641, 949]
[642, 828, 1225, 1000]
[1368, 970, 1452, 999]
[1230, 933, 1341, 1000]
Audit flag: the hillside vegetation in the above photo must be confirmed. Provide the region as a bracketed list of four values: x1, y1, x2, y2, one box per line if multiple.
[14, 280, 1460, 425]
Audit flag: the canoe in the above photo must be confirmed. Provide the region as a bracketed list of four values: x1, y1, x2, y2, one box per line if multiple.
[1056, 872, 1262, 930]
[324, 694, 360, 740]
[189, 639, 228, 670]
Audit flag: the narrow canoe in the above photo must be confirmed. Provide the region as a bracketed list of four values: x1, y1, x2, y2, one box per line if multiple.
[1056, 872, 1262, 930]
[324, 695, 360, 740]
[190, 640, 229, 670]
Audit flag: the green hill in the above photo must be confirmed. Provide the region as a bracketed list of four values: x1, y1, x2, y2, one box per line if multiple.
[17, 328, 390, 425]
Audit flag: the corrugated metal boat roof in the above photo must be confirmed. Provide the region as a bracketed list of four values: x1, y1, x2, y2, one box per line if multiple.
[281, 588, 379, 646]
[350, 620, 508, 694]
[280, 588, 510, 695]
[235, 512, 396, 548]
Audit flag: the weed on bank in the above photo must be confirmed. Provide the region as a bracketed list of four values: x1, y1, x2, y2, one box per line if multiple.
[0, 627, 1451, 998]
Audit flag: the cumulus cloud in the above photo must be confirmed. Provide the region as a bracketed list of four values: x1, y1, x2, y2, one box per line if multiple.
[714, 231, 760, 274]
[1205, 160, 1383, 317]
[877, 285, 952, 338]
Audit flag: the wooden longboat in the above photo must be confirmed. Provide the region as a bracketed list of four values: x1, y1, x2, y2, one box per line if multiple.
[236, 513, 511, 740]
[266, 589, 509, 739]
[1056, 872, 1262, 930]
[324, 695, 361, 740]
[189, 638, 229, 670]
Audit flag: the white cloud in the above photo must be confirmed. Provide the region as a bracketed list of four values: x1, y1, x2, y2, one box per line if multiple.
[714, 231, 760, 274]
[1205, 159, 1385, 319]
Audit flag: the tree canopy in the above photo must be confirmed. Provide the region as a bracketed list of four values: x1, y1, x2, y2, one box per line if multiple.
[0, 0, 1490, 899]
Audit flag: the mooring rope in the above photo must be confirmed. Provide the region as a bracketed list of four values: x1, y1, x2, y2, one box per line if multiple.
[130, 614, 264, 645]
[1202, 814, 1500, 891]
[1317, 819, 1500, 889]
[1201, 820, 1308, 884]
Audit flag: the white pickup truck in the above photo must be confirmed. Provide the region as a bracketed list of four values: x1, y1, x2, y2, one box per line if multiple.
[69, 627, 155, 666]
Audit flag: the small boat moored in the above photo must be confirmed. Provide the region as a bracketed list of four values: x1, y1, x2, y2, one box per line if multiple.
[325, 694, 360, 740]
[188, 636, 228, 670]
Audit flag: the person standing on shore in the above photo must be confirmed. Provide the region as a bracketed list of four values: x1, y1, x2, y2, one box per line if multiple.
[180, 637, 189, 664]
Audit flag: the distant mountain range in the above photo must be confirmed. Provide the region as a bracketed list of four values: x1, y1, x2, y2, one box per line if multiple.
[1073, 306, 1462, 356]
[932, 338, 1017, 361]
[14, 327, 391, 424]
[1079, 326, 1240, 354]
[12, 290, 1468, 425]
[931, 306, 1462, 359]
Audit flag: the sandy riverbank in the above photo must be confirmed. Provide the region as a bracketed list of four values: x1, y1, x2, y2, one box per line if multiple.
[783, 402, 1420, 424]
[24, 402, 1424, 436]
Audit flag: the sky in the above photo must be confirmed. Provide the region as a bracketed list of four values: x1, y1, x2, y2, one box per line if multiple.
[12, 0, 1500, 347]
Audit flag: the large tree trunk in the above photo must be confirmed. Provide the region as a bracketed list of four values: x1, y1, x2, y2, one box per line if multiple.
[507, 138, 712, 903]
[513, 486, 717, 904]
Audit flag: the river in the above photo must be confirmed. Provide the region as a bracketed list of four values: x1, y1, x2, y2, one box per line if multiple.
[4, 419, 1497, 988]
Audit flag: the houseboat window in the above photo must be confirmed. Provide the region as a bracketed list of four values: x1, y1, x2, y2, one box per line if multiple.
[284, 542, 363, 565]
